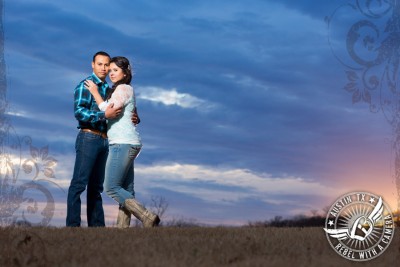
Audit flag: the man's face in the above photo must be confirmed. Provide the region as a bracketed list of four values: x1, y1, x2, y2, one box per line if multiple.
[92, 55, 110, 81]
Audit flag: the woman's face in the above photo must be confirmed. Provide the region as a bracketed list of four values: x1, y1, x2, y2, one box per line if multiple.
[109, 62, 125, 83]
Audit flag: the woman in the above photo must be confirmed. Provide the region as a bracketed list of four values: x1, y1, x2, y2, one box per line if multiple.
[85, 56, 160, 228]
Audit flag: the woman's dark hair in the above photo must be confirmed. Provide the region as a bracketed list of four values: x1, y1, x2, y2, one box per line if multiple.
[106, 56, 132, 100]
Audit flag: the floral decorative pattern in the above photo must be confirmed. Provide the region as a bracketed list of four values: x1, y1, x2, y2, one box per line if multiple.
[327, 0, 400, 209]
[0, 0, 58, 226]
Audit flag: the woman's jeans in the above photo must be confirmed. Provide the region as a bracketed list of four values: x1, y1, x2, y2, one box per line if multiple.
[104, 144, 142, 206]
[66, 131, 108, 227]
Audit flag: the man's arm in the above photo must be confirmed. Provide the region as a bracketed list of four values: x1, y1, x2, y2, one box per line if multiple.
[131, 107, 141, 125]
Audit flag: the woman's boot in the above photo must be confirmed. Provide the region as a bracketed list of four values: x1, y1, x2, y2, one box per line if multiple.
[116, 207, 131, 228]
[124, 198, 160, 227]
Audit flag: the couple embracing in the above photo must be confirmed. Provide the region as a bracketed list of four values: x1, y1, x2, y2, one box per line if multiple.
[66, 51, 160, 228]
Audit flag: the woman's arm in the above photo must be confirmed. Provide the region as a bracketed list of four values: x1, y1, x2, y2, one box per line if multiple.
[84, 80, 108, 111]
[108, 84, 132, 109]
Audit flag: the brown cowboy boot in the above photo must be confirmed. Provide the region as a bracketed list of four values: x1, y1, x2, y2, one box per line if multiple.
[116, 207, 131, 228]
[124, 198, 160, 228]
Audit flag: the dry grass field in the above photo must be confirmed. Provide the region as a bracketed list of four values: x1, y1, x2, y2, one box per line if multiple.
[0, 226, 399, 267]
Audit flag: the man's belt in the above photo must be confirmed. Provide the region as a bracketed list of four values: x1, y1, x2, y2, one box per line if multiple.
[81, 128, 107, 139]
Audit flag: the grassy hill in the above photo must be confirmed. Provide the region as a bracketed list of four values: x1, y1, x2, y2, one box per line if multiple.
[0, 226, 398, 266]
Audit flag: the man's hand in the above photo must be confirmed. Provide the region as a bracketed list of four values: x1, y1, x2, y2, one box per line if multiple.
[131, 107, 141, 125]
[105, 103, 122, 119]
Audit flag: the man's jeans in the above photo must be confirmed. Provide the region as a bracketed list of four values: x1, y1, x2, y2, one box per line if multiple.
[104, 144, 141, 206]
[66, 131, 108, 227]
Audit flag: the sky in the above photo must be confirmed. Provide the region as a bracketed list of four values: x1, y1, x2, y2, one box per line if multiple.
[1, 0, 399, 227]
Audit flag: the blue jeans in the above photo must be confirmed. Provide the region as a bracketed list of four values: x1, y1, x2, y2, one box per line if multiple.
[104, 144, 141, 206]
[66, 131, 108, 227]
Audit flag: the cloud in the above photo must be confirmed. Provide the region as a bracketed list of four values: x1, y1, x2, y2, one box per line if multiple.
[136, 163, 340, 204]
[136, 86, 215, 111]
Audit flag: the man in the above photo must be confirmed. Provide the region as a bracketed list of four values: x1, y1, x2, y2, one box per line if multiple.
[66, 51, 137, 227]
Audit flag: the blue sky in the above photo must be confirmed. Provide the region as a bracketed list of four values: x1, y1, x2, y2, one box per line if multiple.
[1, 0, 399, 226]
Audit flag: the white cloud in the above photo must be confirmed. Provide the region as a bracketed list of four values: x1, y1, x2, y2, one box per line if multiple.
[135, 163, 341, 206]
[0, 153, 341, 226]
[5, 110, 26, 117]
[0, 148, 73, 190]
[223, 73, 270, 91]
[136, 86, 215, 111]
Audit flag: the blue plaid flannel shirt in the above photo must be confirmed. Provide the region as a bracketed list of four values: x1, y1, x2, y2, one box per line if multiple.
[74, 73, 109, 133]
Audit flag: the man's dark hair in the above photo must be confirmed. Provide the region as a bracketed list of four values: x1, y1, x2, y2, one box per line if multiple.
[92, 51, 111, 62]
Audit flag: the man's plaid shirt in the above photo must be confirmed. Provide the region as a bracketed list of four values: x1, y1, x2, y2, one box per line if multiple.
[74, 73, 109, 133]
